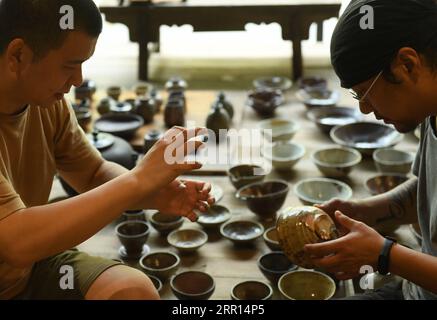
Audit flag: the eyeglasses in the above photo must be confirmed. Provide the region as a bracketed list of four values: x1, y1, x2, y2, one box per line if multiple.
[349, 70, 384, 103]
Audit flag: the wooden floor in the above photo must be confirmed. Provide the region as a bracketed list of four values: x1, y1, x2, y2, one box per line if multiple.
[50, 79, 421, 300]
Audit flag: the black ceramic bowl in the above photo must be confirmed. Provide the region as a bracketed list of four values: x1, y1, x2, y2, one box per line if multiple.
[236, 180, 289, 219]
[247, 88, 284, 117]
[330, 122, 404, 156]
[170, 271, 215, 300]
[257, 251, 298, 284]
[228, 164, 266, 190]
[231, 281, 273, 300]
[307, 106, 362, 134]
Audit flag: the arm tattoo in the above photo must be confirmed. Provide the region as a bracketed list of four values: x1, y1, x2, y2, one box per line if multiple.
[376, 178, 417, 224]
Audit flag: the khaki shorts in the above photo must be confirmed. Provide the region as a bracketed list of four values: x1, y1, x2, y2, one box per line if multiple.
[13, 249, 122, 300]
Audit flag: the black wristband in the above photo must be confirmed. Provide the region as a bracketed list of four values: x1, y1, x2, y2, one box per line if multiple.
[377, 237, 397, 275]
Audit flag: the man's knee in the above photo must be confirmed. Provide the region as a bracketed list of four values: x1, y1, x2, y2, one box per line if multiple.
[86, 265, 160, 300]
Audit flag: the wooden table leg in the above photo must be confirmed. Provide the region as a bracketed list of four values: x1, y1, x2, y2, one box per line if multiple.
[139, 42, 149, 81]
[292, 39, 303, 81]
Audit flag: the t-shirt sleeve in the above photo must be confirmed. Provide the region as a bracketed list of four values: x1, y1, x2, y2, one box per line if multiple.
[54, 99, 104, 174]
[0, 174, 26, 221]
[412, 121, 426, 177]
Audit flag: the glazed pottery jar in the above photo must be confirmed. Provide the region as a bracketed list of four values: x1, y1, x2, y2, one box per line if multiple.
[97, 97, 116, 115]
[150, 88, 163, 113]
[206, 102, 230, 143]
[144, 129, 163, 154]
[136, 97, 156, 124]
[216, 92, 234, 120]
[164, 99, 185, 128]
[276, 206, 338, 268]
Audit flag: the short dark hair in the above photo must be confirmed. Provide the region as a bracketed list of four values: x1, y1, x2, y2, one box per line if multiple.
[0, 0, 102, 60]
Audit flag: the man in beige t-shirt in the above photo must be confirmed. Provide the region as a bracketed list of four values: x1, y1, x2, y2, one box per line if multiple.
[0, 0, 213, 299]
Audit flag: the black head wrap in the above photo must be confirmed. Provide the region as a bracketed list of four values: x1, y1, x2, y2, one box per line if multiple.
[331, 0, 437, 88]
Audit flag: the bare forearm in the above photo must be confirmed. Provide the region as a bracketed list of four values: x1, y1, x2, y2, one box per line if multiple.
[0, 172, 147, 267]
[82, 161, 128, 191]
[390, 244, 437, 295]
[356, 177, 418, 227]
[83, 160, 157, 210]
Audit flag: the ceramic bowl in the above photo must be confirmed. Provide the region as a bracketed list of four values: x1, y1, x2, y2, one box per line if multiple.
[139, 251, 180, 281]
[149, 211, 184, 235]
[148, 274, 163, 293]
[228, 165, 267, 190]
[294, 178, 353, 206]
[372, 148, 414, 175]
[259, 118, 299, 142]
[364, 174, 409, 196]
[263, 226, 281, 251]
[197, 205, 232, 229]
[296, 88, 339, 109]
[330, 122, 404, 156]
[94, 113, 144, 140]
[115, 221, 150, 259]
[278, 270, 336, 300]
[170, 271, 215, 300]
[231, 281, 273, 300]
[122, 209, 147, 222]
[167, 229, 208, 253]
[236, 180, 289, 219]
[247, 88, 284, 117]
[262, 141, 305, 171]
[297, 76, 328, 91]
[311, 147, 362, 178]
[257, 251, 298, 284]
[307, 106, 362, 134]
[220, 220, 264, 245]
[253, 76, 292, 92]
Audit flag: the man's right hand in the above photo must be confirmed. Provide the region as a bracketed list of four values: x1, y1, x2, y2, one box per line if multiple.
[132, 126, 208, 194]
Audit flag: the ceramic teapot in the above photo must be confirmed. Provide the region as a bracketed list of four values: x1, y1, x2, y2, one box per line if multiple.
[97, 97, 116, 115]
[276, 206, 339, 269]
[206, 102, 230, 143]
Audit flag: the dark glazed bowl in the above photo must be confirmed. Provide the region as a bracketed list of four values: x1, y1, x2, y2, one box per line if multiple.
[231, 281, 273, 300]
[330, 122, 404, 156]
[139, 251, 180, 281]
[220, 220, 264, 245]
[236, 180, 289, 219]
[307, 106, 362, 134]
[257, 251, 298, 284]
[170, 271, 215, 300]
[228, 164, 266, 190]
[247, 88, 284, 117]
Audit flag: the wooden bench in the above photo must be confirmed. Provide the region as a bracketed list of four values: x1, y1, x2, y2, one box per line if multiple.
[99, 1, 341, 81]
